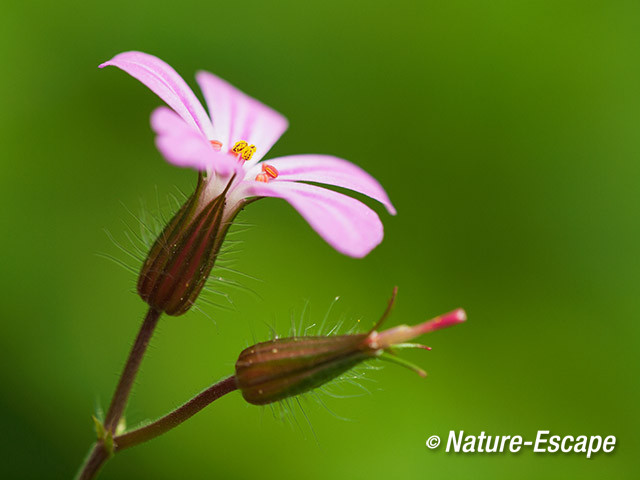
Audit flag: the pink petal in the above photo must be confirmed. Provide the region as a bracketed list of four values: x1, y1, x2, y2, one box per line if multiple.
[100, 51, 215, 139]
[151, 107, 236, 174]
[195, 71, 288, 163]
[247, 155, 396, 215]
[247, 181, 384, 258]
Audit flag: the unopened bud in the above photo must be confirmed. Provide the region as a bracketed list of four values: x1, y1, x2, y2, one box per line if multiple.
[235, 288, 466, 405]
[236, 334, 370, 405]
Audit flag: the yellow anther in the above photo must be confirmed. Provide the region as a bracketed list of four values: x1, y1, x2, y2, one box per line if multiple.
[231, 140, 248, 154]
[231, 140, 256, 161]
[241, 144, 256, 161]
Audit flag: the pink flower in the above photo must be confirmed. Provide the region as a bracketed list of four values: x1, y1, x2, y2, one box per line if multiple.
[100, 51, 395, 258]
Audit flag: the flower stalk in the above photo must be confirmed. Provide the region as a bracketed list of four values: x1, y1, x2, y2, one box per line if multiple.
[114, 376, 238, 451]
[102, 307, 161, 433]
[76, 288, 465, 479]
[76, 307, 162, 480]
[77, 377, 237, 480]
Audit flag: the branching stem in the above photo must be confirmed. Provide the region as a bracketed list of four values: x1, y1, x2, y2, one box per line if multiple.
[76, 307, 161, 480]
[76, 376, 236, 480]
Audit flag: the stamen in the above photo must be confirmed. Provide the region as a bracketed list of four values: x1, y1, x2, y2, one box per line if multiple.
[231, 140, 248, 154]
[254, 163, 279, 183]
[262, 163, 279, 179]
[241, 145, 256, 161]
[209, 140, 223, 151]
[231, 140, 257, 161]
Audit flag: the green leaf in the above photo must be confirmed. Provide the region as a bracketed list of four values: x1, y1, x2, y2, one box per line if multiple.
[92, 415, 105, 441]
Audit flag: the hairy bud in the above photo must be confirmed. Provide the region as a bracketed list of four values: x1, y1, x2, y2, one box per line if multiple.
[235, 288, 466, 405]
[137, 175, 239, 316]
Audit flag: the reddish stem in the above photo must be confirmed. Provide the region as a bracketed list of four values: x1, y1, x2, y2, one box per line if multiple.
[104, 307, 161, 432]
[115, 376, 238, 451]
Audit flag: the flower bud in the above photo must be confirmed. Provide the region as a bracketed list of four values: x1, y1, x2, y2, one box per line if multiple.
[137, 175, 238, 316]
[235, 288, 466, 405]
[235, 334, 370, 405]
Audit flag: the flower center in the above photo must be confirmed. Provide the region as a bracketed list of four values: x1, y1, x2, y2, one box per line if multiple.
[231, 140, 256, 161]
[255, 163, 279, 183]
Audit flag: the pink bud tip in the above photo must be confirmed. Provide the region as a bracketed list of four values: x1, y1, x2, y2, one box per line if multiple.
[416, 308, 466, 335]
[370, 308, 467, 348]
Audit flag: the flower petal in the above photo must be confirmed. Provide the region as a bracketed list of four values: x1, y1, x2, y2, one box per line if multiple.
[100, 51, 215, 139]
[247, 181, 384, 258]
[247, 155, 396, 215]
[151, 107, 236, 174]
[195, 71, 288, 164]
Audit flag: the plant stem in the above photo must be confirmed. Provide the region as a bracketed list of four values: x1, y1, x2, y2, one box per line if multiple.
[75, 376, 237, 480]
[115, 375, 238, 451]
[76, 307, 161, 480]
[104, 307, 161, 432]
[76, 444, 109, 480]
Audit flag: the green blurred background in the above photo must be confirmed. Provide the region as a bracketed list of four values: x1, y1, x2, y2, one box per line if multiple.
[2, 0, 639, 478]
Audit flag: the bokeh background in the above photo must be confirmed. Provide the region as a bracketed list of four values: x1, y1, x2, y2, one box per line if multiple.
[2, 0, 639, 478]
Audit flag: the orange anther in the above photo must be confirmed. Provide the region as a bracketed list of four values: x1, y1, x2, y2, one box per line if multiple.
[255, 173, 270, 183]
[261, 163, 279, 179]
[210, 140, 223, 151]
